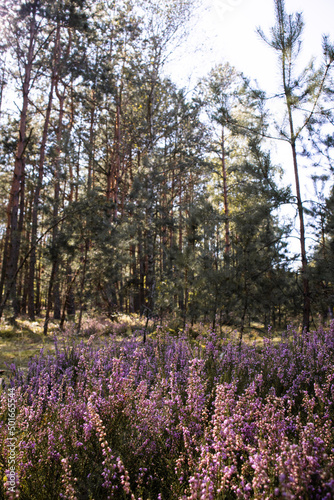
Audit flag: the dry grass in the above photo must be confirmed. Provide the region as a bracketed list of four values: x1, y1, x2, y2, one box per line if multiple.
[0, 315, 287, 384]
[0, 318, 58, 380]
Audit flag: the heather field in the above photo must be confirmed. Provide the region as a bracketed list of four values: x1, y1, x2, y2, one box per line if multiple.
[1, 321, 334, 499]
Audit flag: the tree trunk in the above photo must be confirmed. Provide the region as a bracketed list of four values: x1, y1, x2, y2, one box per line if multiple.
[0, 64, 5, 119]
[290, 139, 310, 332]
[60, 263, 78, 330]
[51, 28, 72, 322]
[221, 126, 230, 258]
[44, 262, 57, 335]
[28, 25, 59, 319]
[0, 8, 36, 318]
[87, 90, 96, 192]
[77, 239, 89, 332]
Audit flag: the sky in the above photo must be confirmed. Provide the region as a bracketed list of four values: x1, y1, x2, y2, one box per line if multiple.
[164, 0, 334, 259]
[166, 0, 334, 91]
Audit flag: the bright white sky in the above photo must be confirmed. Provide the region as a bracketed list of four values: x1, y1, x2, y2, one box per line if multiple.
[164, 0, 334, 260]
[166, 0, 334, 91]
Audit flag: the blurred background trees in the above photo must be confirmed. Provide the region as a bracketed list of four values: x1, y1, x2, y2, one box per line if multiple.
[0, 0, 333, 331]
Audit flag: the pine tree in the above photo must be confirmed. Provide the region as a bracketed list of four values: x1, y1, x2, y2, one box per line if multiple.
[257, 0, 334, 332]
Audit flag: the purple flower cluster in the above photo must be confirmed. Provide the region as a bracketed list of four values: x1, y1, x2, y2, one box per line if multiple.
[1, 322, 334, 498]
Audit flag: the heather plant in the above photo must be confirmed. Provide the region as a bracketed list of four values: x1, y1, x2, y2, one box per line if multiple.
[0, 322, 333, 498]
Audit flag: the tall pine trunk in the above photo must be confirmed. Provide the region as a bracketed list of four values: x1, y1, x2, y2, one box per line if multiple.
[221, 126, 230, 258]
[0, 6, 37, 318]
[28, 24, 59, 319]
[44, 30, 72, 333]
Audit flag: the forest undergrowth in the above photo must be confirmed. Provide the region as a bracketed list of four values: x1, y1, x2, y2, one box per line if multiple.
[0, 317, 334, 499]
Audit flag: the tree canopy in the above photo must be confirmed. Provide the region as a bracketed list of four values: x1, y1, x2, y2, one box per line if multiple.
[0, 0, 333, 332]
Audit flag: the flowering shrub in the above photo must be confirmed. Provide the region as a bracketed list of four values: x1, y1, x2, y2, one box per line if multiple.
[0, 323, 334, 499]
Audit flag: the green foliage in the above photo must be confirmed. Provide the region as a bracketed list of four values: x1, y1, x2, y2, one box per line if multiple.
[0, 0, 332, 328]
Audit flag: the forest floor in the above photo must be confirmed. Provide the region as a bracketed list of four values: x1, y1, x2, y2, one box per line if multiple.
[0, 314, 286, 383]
[0, 318, 57, 381]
